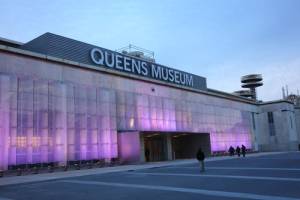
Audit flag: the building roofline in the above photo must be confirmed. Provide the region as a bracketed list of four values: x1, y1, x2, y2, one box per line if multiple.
[207, 88, 255, 102]
[0, 44, 260, 105]
[258, 99, 294, 105]
[0, 36, 23, 47]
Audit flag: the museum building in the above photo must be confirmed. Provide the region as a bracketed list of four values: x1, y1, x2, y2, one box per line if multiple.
[0, 33, 299, 170]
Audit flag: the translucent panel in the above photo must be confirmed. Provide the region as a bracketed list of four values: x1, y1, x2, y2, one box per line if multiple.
[0, 70, 256, 170]
[0, 75, 10, 170]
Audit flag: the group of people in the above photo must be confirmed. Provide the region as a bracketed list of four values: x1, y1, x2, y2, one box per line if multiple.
[228, 145, 247, 157]
[196, 144, 247, 173]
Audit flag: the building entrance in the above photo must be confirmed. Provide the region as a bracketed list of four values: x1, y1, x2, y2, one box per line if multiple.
[144, 133, 167, 162]
[142, 132, 211, 162]
[172, 133, 211, 159]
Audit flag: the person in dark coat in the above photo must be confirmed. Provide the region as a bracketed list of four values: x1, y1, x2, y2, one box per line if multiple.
[228, 146, 235, 156]
[196, 148, 205, 172]
[241, 145, 246, 157]
[236, 146, 241, 157]
[145, 148, 150, 162]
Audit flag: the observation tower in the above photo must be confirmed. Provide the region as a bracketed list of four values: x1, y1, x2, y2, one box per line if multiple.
[241, 74, 263, 100]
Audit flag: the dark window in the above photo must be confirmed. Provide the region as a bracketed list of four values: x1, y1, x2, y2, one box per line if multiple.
[251, 112, 256, 130]
[267, 112, 275, 136]
[290, 116, 293, 129]
[269, 125, 276, 136]
[267, 112, 274, 124]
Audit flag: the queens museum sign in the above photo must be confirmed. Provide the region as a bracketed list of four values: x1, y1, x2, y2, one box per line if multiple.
[20, 33, 206, 91]
[90, 48, 206, 90]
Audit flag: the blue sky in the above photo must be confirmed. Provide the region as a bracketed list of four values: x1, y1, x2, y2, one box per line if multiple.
[1, 0, 300, 100]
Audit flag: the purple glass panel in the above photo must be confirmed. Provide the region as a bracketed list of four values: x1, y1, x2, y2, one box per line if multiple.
[0, 75, 10, 170]
[118, 132, 140, 163]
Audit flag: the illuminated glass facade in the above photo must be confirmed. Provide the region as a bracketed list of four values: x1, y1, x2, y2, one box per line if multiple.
[0, 75, 118, 170]
[0, 34, 260, 170]
[0, 71, 255, 170]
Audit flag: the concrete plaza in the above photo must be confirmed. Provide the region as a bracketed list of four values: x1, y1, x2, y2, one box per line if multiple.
[0, 152, 300, 200]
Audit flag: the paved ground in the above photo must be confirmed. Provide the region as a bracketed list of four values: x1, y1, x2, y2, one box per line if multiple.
[0, 152, 300, 200]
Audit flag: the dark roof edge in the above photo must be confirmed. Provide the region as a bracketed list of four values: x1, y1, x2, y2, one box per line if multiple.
[258, 99, 294, 106]
[0, 37, 23, 48]
[207, 88, 255, 102]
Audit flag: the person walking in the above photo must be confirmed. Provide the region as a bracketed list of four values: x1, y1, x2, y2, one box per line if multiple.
[145, 148, 150, 162]
[241, 145, 246, 157]
[196, 148, 205, 172]
[228, 146, 235, 156]
[236, 146, 241, 157]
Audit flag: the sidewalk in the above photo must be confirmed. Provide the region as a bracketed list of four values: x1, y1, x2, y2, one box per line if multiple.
[0, 152, 286, 186]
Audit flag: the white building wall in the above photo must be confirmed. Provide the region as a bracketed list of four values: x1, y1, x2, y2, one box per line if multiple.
[257, 102, 299, 151]
[295, 107, 300, 148]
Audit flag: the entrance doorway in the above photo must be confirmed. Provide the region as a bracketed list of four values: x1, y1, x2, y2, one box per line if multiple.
[172, 133, 211, 159]
[142, 132, 211, 162]
[143, 133, 167, 162]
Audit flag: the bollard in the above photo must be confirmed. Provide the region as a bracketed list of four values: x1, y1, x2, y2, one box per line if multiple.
[74, 163, 80, 170]
[63, 165, 68, 171]
[33, 166, 39, 174]
[48, 165, 53, 173]
[96, 161, 100, 167]
[87, 162, 92, 169]
[97, 159, 105, 168]
[17, 168, 22, 176]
